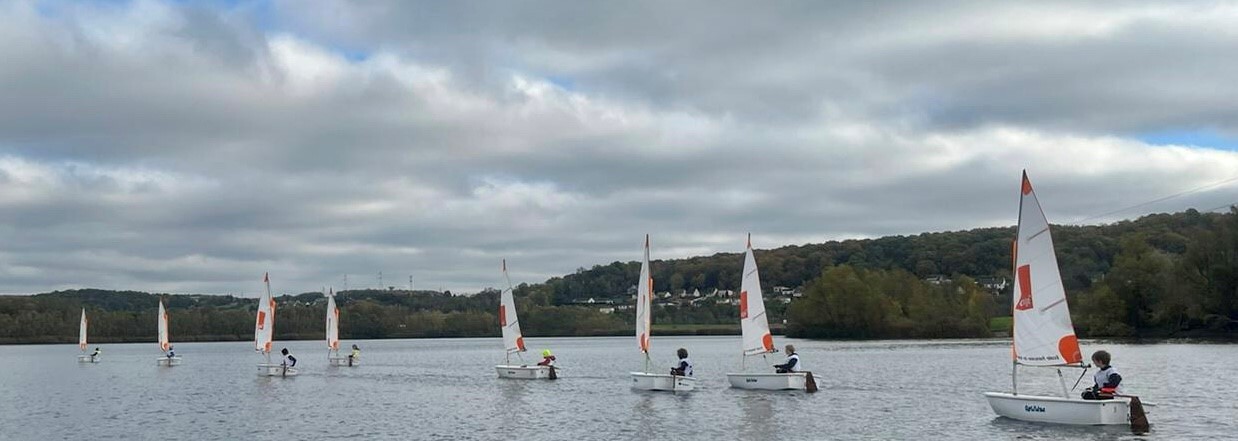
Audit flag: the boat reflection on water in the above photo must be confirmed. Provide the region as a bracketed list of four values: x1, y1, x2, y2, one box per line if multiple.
[737, 394, 775, 439]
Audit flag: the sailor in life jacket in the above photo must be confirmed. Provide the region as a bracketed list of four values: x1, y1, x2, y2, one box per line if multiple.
[280, 348, 297, 367]
[1082, 350, 1122, 400]
[166, 345, 175, 359]
[774, 344, 803, 373]
[91, 347, 102, 360]
[537, 349, 556, 366]
[670, 348, 694, 377]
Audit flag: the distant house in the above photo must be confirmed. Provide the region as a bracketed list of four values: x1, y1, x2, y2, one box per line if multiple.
[976, 276, 1009, 292]
[598, 307, 615, 314]
[925, 275, 951, 285]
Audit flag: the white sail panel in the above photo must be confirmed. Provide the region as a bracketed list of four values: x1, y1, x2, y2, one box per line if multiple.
[499, 260, 526, 353]
[79, 308, 88, 350]
[158, 300, 170, 351]
[254, 273, 275, 354]
[635, 235, 653, 353]
[1011, 172, 1082, 366]
[739, 236, 775, 356]
[326, 291, 340, 351]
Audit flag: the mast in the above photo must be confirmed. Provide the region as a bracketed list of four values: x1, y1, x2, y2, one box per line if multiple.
[739, 234, 775, 359]
[158, 300, 170, 352]
[499, 259, 526, 363]
[79, 308, 87, 352]
[326, 288, 340, 358]
[1010, 171, 1085, 393]
[255, 272, 275, 363]
[635, 234, 653, 373]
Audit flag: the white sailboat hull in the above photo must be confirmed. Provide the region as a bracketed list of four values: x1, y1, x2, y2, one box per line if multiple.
[630, 372, 695, 391]
[156, 356, 183, 366]
[329, 356, 358, 367]
[495, 365, 554, 379]
[258, 363, 299, 377]
[726, 372, 809, 390]
[984, 392, 1133, 425]
[77, 355, 100, 363]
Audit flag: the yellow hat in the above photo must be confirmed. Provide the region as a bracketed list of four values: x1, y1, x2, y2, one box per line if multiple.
[542, 349, 553, 357]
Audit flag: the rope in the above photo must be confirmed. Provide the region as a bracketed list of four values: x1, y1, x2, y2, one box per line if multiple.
[1071, 174, 1238, 225]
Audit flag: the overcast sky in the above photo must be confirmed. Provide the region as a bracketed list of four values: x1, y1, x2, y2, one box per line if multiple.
[1, 0, 1236, 295]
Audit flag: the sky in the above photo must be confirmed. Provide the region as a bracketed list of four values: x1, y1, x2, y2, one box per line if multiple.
[1, 0, 1237, 296]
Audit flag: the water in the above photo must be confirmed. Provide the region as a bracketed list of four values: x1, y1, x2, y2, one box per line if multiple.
[0, 337, 1233, 440]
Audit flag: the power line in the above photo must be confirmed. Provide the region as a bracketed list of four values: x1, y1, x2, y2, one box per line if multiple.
[1071, 174, 1238, 225]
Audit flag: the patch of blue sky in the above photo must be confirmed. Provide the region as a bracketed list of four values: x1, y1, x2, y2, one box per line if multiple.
[546, 75, 576, 91]
[1137, 129, 1238, 151]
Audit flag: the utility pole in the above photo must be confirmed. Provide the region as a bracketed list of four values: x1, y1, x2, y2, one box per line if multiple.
[409, 275, 414, 292]
[378, 271, 383, 290]
[343, 274, 349, 291]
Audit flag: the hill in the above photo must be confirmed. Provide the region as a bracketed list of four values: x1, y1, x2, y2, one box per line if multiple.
[1, 208, 1234, 344]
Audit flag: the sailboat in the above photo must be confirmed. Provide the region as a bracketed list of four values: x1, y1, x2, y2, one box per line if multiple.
[630, 235, 696, 392]
[984, 171, 1146, 426]
[726, 235, 813, 391]
[76, 308, 98, 363]
[495, 260, 555, 380]
[326, 289, 354, 366]
[155, 300, 183, 366]
[255, 273, 296, 377]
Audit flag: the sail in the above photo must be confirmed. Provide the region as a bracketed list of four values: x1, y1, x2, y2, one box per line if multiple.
[254, 273, 275, 354]
[635, 235, 653, 353]
[326, 290, 340, 351]
[1011, 171, 1082, 366]
[79, 308, 87, 350]
[157, 300, 170, 351]
[739, 235, 775, 356]
[499, 260, 526, 353]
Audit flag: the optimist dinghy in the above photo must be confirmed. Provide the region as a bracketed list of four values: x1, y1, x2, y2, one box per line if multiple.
[155, 300, 183, 366]
[725, 235, 814, 391]
[325, 289, 355, 367]
[255, 273, 297, 377]
[76, 309, 99, 363]
[983, 171, 1149, 430]
[494, 260, 556, 380]
[630, 235, 695, 392]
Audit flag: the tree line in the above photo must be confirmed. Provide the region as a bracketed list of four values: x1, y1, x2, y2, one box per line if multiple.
[0, 208, 1234, 343]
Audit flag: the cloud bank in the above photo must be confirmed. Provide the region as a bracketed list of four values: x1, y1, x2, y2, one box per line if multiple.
[0, 0, 1235, 294]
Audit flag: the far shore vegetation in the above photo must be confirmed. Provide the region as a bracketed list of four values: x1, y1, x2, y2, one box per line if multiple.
[2, 208, 1234, 344]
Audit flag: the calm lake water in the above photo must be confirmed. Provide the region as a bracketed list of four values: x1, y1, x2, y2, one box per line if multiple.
[0, 336, 1233, 440]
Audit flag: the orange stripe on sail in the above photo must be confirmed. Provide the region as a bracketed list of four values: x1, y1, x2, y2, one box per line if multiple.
[1059, 335, 1082, 364]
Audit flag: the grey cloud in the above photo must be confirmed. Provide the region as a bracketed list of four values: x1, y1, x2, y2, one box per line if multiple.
[0, 1, 1235, 295]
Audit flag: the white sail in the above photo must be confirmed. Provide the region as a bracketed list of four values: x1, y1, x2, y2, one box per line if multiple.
[79, 308, 88, 351]
[326, 289, 340, 351]
[158, 300, 170, 351]
[1011, 171, 1082, 366]
[499, 260, 526, 353]
[635, 235, 653, 354]
[254, 273, 275, 354]
[739, 235, 775, 356]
